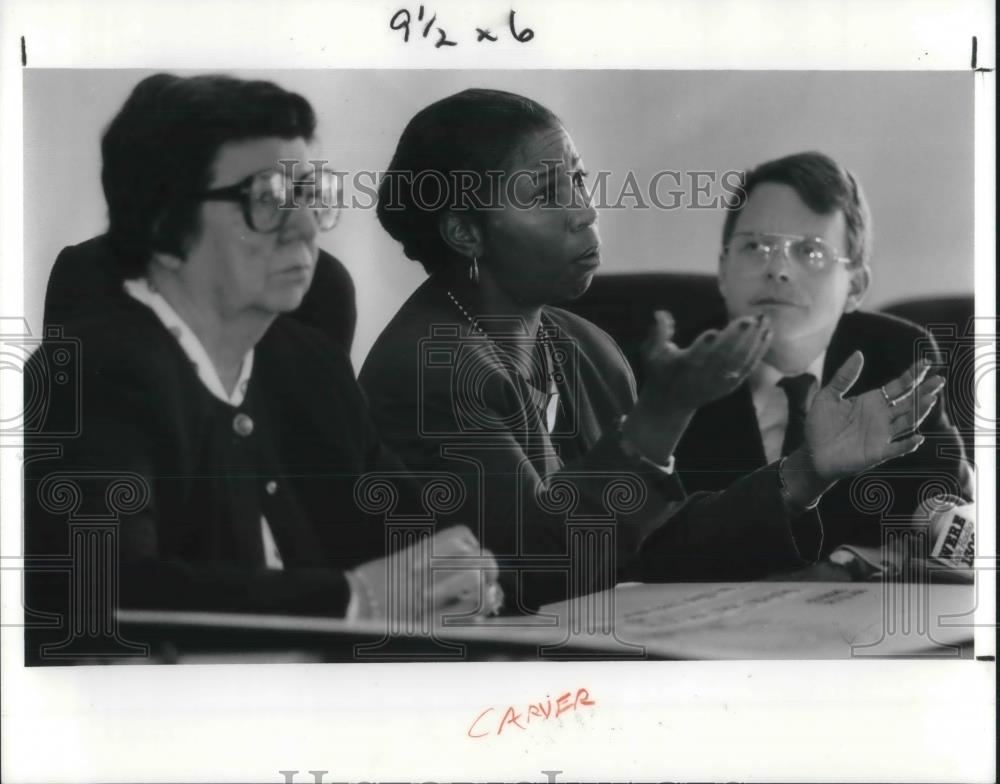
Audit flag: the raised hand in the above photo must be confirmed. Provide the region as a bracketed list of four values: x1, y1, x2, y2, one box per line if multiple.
[783, 352, 944, 504]
[639, 310, 773, 413]
[623, 310, 772, 464]
[348, 524, 502, 622]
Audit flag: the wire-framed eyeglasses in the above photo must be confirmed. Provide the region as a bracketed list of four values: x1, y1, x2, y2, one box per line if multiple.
[725, 231, 851, 274]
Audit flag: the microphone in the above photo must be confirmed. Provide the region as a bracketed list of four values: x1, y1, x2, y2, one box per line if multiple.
[923, 495, 975, 569]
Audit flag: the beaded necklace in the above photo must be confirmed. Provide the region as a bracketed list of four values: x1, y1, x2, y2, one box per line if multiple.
[445, 289, 561, 432]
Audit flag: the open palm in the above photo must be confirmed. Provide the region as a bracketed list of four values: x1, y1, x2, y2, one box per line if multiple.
[641, 310, 772, 413]
[805, 351, 944, 482]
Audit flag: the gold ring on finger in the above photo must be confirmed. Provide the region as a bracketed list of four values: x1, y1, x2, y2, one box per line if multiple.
[880, 386, 897, 407]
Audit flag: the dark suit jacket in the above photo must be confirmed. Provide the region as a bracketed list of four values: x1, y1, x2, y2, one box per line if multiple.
[24, 301, 411, 662]
[359, 274, 823, 610]
[43, 234, 357, 352]
[675, 310, 974, 556]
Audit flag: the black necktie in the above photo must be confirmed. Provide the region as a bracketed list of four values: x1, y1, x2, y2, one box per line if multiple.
[777, 374, 817, 457]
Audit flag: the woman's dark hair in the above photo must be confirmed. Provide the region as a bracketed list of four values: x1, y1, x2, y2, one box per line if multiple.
[721, 151, 873, 268]
[101, 73, 317, 277]
[376, 88, 563, 276]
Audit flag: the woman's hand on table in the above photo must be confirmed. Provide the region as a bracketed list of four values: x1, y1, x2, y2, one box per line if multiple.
[347, 524, 503, 622]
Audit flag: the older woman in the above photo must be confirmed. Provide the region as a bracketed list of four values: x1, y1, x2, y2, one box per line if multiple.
[360, 89, 943, 610]
[24, 74, 497, 662]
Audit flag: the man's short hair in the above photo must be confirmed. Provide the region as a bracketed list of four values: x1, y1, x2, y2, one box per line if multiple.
[721, 151, 873, 268]
[101, 73, 317, 278]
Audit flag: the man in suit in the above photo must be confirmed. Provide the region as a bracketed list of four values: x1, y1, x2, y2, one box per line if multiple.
[676, 151, 974, 557]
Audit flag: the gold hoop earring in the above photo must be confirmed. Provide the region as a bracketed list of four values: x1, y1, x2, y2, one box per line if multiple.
[469, 256, 479, 284]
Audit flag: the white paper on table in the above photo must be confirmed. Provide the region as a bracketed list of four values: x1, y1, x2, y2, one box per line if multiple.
[117, 580, 977, 661]
[540, 581, 978, 659]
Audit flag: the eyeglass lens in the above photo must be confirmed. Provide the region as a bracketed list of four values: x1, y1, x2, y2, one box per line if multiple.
[732, 234, 837, 271]
[248, 171, 341, 232]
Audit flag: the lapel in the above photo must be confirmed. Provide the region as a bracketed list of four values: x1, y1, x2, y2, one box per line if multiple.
[823, 317, 854, 385]
[822, 313, 887, 393]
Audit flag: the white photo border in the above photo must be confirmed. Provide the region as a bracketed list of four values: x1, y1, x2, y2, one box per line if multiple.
[1, 1, 995, 782]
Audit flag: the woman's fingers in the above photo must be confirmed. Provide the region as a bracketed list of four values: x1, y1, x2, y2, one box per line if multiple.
[433, 555, 500, 590]
[825, 351, 865, 398]
[433, 559, 503, 616]
[725, 317, 763, 362]
[430, 525, 489, 562]
[717, 315, 763, 353]
[737, 319, 773, 376]
[641, 311, 680, 366]
[912, 378, 946, 427]
[470, 547, 500, 585]
[881, 432, 926, 461]
[690, 315, 765, 367]
[883, 359, 931, 401]
[430, 537, 500, 613]
[889, 376, 945, 438]
[359, 527, 501, 621]
[652, 310, 676, 344]
[687, 327, 720, 359]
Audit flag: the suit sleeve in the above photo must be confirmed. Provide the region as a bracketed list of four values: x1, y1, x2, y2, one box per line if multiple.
[635, 465, 823, 581]
[360, 331, 819, 610]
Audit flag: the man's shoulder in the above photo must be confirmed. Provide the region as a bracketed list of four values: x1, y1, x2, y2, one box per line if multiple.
[838, 309, 930, 346]
[830, 310, 937, 379]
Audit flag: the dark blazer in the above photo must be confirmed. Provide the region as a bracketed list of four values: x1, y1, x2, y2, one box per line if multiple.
[24, 300, 411, 662]
[359, 274, 823, 610]
[675, 310, 974, 556]
[43, 234, 358, 352]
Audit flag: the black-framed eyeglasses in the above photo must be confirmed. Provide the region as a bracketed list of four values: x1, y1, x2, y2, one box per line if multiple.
[195, 169, 343, 233]
[725, 231, 851, 275]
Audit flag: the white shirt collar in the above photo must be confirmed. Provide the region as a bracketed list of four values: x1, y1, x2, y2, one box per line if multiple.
[123, 278, 254, 407]
[748, 351, 826, 464]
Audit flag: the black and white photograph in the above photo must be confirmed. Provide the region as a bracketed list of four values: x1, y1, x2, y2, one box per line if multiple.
[1, 1, 995, 782]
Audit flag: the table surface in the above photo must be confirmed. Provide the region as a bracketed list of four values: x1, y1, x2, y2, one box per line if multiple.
[94, 576, 980, 664]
